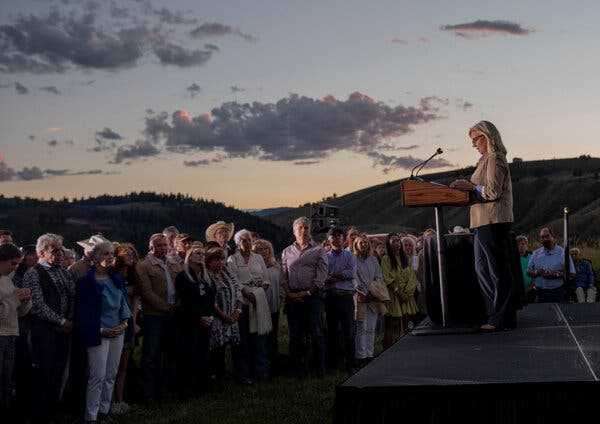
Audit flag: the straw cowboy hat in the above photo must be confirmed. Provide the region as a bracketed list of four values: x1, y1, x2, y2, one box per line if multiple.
[205, 221, 235, 242]
[77, 234, 110, 251]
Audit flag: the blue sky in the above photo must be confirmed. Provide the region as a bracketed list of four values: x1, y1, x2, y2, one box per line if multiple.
[1, 0, 599, 207]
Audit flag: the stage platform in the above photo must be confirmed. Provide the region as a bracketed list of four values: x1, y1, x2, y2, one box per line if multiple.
[335, 303, 600, 423]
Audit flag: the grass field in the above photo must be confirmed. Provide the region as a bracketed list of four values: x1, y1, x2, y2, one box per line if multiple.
[106, 315, 368, 424]
[112, 372, 347, 424]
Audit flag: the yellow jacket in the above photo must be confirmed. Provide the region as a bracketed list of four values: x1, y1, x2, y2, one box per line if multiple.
[381, 255, 418, 317]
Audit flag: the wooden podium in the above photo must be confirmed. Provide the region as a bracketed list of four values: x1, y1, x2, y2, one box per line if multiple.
[400, 178, 472, 332]
[400, 178, 470, 208]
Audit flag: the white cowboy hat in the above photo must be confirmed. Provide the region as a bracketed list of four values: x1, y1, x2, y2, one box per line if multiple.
[76, 234, 110, 251]
[451, 226, 470, 234]
[205, 221, 235, 242]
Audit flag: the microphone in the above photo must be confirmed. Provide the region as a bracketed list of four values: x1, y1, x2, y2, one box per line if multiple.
[410, 148, 444, 178]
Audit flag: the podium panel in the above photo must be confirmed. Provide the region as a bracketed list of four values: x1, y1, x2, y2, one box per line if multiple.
[422, 233, 485, 326]
[400, 179, 470, 208]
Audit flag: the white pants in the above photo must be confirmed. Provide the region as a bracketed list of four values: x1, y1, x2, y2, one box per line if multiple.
[85, 334, 124, 421]
[576, 286, 597, 303]
[355, 307, 378, 359]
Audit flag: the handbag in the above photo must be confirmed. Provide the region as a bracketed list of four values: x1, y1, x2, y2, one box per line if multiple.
[368, 279, 390, 302]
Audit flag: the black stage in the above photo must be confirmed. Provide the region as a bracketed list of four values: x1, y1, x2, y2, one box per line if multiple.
[335, 303, 600, 423]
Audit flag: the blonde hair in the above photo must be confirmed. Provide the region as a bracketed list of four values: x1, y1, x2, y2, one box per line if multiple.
[252, 239, 277, 267]
[184, 241, 205, 281]
[352, 233, 370, 258]
[401, 236, 417, 253]
[469, 121, 507, 157]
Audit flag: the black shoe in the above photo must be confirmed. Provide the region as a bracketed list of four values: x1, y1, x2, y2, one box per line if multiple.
[479, 324, 499, 333]
[97, 414, 115, 424]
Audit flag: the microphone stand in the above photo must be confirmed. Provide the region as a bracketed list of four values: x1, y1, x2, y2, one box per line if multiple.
[410, 148, 444, 179]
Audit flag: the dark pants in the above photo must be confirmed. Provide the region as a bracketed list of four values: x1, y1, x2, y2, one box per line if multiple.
[30, 325, 70, 424]
[141, 314, 176, 401]
[238, 305, 269, 379]
[286, 295, 325, 377]
[537, 286, 566, 303]
[210, 343, 246, 380]
[0, 336, 17, 410]
[268, 312, 280, 374]
[325, 291, 355, 370]
[176, 326, 210, 397]
[15, 326, 33, 422]
[473, 223, 514, 328]
[64, 330, 87, 416]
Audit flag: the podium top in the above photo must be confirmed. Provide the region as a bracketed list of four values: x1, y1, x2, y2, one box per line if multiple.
[400, 178, 471, 207]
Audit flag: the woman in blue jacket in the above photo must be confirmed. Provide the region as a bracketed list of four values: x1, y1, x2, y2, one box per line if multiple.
[77, 241, 131, 423]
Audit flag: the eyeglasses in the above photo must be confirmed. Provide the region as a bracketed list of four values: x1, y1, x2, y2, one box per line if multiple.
[471, 135, 485, 147]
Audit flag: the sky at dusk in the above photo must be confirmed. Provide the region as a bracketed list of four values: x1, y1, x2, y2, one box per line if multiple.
[1, 0, 599, 208]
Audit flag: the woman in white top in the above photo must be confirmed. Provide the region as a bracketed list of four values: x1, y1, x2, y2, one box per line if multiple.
[227, 230, 272, 380]
[401, 236, 419, 272]
[252, 239, 282, 373]
[353, 234, 385, 365]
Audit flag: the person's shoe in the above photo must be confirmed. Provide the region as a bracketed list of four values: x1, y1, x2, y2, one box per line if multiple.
[97, 413, 115, 423]
[111, 401, 131, 415]
[479, 324, 498, 333]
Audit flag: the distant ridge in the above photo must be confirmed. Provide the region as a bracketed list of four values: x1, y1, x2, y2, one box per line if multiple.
[251, 207, 294, 218]
[0, 192, 292, 253]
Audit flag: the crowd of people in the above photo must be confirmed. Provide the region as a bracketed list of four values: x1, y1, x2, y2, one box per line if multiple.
[0, 219, 597, 423]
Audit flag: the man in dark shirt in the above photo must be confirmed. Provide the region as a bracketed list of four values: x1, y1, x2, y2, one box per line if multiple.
[324, 227, 356, 373]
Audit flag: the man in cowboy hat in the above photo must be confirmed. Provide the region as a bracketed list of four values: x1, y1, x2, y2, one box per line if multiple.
[69, 234, 110, 281]
[205, 221, 235, 257]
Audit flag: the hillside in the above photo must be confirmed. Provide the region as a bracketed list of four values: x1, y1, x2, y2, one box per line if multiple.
[0, 192, 292, 254]
[266, 156, 600, 241]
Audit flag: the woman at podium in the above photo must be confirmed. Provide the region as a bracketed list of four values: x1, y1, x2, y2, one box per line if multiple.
[450, 121, 515, 332]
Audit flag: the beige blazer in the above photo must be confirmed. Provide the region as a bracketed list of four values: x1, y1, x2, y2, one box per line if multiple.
[136, 254, 182, 316]
[469, 152, 514, 228]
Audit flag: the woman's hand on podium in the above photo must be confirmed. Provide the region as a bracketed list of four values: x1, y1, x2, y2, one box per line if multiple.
[450, 179, 476, 191]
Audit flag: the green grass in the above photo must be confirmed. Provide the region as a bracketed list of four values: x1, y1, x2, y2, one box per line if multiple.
[110, 314, 369, 424]
[112, 373, 347, 424]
